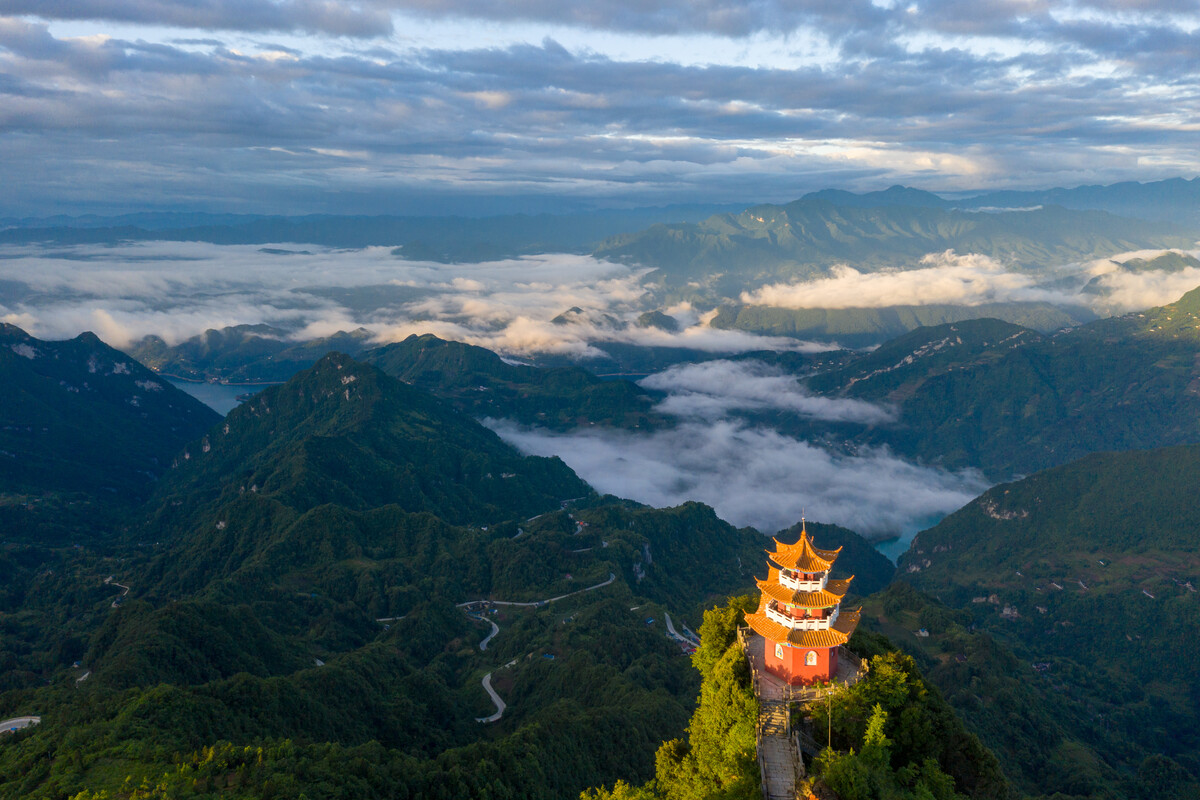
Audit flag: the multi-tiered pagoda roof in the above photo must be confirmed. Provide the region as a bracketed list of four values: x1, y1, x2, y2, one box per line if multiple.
[744, 526, 861, 649]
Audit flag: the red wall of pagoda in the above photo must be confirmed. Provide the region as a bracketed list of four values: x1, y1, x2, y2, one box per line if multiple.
[762, 640, 838, 685]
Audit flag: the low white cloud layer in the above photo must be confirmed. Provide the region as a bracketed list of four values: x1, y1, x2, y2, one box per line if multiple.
[640, 359, 895, 425]
[739, 248, 1200, 315]
[741, 250, 1070, 309]
[489, 418, 987, 537]
[0, 240, 820, 356]
[1072, 249, 1200, 313]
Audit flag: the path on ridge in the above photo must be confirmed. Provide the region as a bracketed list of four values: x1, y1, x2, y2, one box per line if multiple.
[456, 572, 616, 609]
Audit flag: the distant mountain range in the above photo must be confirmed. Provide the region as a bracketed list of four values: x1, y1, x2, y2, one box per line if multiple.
[594, 199, 1193, 286]
[803, 177, 1200, 227]
[0, 205, 746, 263]
[4, 178, 1197, 266]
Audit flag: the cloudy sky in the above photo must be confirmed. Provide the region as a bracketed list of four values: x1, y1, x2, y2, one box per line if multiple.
[2, 1, 1198, 217]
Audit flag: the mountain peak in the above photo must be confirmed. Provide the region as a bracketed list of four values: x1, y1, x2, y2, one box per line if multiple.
[157, 353, 588, 524]
[0, 326, 219, 500]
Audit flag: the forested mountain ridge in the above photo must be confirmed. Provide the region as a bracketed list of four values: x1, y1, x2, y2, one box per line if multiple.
[0, 323, 219, 497]
[0, 334, 902, 800]
[148, 351, 587, 523]
[364, 333, 661, 430]
[794, 288, 1200, 478]
[805, 318, 1044, 402]
[136, 351, 590, 594]
[897, 445, 1200, 793]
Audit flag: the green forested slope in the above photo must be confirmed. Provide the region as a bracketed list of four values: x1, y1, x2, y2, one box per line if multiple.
[897, 445, 1200, 791]
[364, 334, 660, 430]
[0, 345, 898, 800]
[0, 324, 219, 498]
[0, 324, 220, 544]
[800, 290, 1200, 478]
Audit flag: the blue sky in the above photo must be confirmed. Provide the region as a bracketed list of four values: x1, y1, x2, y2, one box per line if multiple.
[1, 0, 1198, 216]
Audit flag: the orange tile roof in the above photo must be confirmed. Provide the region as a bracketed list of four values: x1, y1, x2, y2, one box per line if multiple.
[767, 526, 841, 572]
[744, 599, 862, 649]
[758, 576, 854, 608]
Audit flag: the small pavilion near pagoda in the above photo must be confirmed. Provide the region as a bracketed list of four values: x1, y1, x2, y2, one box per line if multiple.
[744, 524, 861, 685]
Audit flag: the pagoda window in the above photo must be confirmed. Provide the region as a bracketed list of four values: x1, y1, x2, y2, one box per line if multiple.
[806, 650, 818, 666]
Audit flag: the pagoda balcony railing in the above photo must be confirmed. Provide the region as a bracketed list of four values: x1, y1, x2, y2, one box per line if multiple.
[764, 602, 839, 631]
[778, 570, 827, 592]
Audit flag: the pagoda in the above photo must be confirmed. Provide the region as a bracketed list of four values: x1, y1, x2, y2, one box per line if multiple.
[744, 524, 860, 685]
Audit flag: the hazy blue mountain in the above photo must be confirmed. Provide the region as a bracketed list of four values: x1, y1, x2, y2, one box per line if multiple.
[801, 185, 952, 209]
[129, 325, 376, 383]
[594, 200, 1192, 284]
[959, 176, 1200, 226]
[0, 205, 748, 262]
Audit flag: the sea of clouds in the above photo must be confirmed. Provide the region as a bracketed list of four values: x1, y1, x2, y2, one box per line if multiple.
[3, 243, 1199, 358]
[490, 418, 987, 539]
[0, 240, 817, 356]
[490, 356, 986, 539]
[4, 240, 1198, 542]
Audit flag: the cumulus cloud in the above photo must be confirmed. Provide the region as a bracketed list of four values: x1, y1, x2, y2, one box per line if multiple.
[0, 241, 821, 356]
[640, 359, 895, 425]
[741, 250, 1079, 309]
[489, 418, 987, 537]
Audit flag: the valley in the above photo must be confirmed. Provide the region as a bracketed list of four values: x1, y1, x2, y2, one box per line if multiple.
[3, 180, 1200, 800]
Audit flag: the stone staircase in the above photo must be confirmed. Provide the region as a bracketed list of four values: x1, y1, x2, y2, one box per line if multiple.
[757, 699, 800, 800]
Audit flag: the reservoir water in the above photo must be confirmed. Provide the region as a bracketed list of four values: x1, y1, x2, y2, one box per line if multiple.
[167, 379, 272, 415]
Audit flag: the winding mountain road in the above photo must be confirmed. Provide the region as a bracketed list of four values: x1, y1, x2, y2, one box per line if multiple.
[461, 572, 617, 723]
[0, 716, 40, 733]
[475, 673, 507, 723]
[478, 618, 500, 651]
